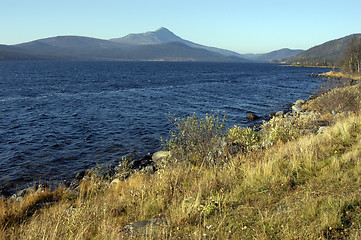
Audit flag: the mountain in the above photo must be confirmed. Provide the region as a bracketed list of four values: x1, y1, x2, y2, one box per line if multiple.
[110, 27, 244, 58]
[110, 27, 183, 45]
[255, 48, 304, 62]
[1, 33, 249, 62]
[0, 45, 53, 60]
[0, 29, 250, 62]
[112, 41, 246, 62]
[12, 36, 132, 59]
[289, 33, 361, 66]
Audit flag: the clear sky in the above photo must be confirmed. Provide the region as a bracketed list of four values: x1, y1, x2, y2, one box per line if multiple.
[1, 0, 360, 53]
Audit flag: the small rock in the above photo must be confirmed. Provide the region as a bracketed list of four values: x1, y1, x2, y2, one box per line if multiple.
[246, 113, 259, 121]
[17, 189, 29, 197]
[292, 104, 302, 114]
[10, 195, 23, 202]
[9, 188, 32, 202]
[152, 151, 171, 162]
[295, 99, 306, 106]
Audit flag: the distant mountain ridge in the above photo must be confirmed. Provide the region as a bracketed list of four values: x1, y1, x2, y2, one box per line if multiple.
[255, 48, 304, 62]
[2, 28, 357, 64]
[289, 33, 361, 66]
[0, 28, 249, 62]
[12, 36, 127, 59]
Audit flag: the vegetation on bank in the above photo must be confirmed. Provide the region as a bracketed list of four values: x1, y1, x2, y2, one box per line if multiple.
[343, 38, 361, 74]
[316, 37, 361, 80]
[319, 71, 361, 81]
[1, 76, 361, 239]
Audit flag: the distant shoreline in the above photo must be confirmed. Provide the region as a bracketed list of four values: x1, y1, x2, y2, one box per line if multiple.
[287, 64, 334, 68]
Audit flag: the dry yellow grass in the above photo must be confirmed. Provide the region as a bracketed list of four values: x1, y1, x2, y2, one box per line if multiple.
[303, 83, 361, 126]
[320, 70, 361, 81]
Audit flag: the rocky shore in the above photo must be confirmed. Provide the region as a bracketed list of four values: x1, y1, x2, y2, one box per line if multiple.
[311, 70, 361, 82]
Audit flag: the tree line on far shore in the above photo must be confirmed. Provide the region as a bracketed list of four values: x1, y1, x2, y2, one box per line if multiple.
[343, 38, 361, 74]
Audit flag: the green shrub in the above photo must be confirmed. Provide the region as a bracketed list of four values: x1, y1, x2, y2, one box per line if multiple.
[227, 126, 260, 153]
[260, 113, 328, 148]
[164, 112, 226, 166]
[261, 116, 305, 148]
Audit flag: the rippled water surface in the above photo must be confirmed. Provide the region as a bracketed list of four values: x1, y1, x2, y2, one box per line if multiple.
[0, 61, 329, 191]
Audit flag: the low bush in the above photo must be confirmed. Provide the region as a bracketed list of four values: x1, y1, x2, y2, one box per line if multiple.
[227, 126, 260, 153]
[260, 113, 326, 148]
[166, 111, 327, 160]
[163, 112, 226, 166]
[260, 116, 303, 148]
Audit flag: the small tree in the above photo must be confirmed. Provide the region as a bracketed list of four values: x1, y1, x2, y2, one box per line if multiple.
[343, 38, 361, 74]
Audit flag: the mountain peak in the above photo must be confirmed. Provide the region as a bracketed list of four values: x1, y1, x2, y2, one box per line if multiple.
[155, 27, 171, 32]
[110, 27, 182, 45]
[109, 27, 245, 58]
[152, 27, 179, 41]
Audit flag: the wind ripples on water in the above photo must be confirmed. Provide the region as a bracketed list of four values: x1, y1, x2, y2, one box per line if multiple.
[0, 61, 330, 192]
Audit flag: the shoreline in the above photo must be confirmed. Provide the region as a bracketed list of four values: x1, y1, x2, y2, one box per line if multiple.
[283, 64, 334, 68]
[316, 70, 361, 81]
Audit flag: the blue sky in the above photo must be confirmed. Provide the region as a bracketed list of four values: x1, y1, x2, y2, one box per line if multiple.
[1, 0, 360, 53]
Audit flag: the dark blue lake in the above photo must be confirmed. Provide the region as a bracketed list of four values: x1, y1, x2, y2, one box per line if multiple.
[0, 61, 329, 192]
